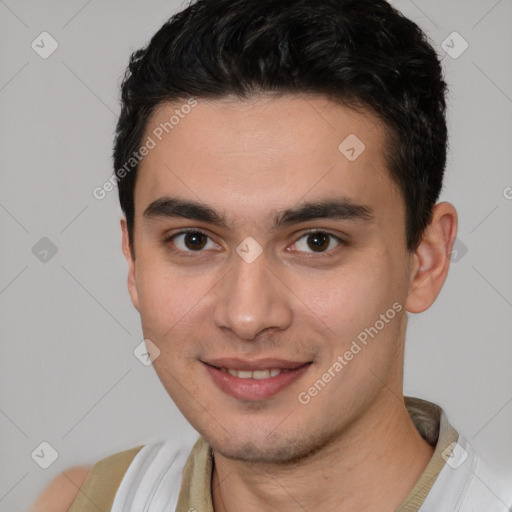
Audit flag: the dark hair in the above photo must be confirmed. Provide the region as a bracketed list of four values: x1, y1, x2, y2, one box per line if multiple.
[113, 0, 448, 254]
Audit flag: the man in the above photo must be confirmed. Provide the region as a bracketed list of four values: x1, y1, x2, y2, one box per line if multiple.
[31, 0, 512, 510]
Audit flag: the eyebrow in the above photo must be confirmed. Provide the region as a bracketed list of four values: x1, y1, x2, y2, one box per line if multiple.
[142, 196, 374, 229]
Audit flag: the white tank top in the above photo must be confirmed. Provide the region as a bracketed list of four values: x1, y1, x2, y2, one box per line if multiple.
[110, 432, 512, 511]
[111, 435, 198, 512]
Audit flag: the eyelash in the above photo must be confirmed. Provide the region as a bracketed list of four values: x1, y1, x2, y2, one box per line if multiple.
[163, 228, 345, 256]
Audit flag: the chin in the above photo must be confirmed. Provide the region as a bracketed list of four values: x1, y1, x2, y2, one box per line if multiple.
[205, 425, 337, 466]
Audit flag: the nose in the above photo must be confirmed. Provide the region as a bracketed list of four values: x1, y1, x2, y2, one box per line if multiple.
[212, 250, 293, 341]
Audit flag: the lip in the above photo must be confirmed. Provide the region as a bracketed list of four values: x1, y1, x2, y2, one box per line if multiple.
[203, 357, 310, 371]
[202, 359, 312, 401]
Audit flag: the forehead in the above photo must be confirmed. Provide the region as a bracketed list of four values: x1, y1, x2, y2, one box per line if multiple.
[135, 95, 401, 229]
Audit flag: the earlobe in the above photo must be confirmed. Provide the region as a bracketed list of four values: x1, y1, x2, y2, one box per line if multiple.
[121, 218, 140, 312]
[405, 202, 458, 314]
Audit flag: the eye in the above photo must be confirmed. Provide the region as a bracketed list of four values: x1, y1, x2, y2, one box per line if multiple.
[291, 231, 342, 253]
[169, 230, 218, 252]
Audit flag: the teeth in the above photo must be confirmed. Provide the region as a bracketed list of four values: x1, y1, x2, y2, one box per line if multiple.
[224, 368, 282, 379]
[253, 370, 270, 379]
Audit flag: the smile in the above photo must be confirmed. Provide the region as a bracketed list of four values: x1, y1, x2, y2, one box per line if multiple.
[202, 361, 312, 400]
[214, 367, 288, 379]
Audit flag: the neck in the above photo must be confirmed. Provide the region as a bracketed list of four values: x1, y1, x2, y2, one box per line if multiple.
[211, 392, 434, 512]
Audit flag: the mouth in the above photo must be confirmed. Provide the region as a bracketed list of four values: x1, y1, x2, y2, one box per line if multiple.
[202, 359, 312, 401]
[206, 365, 304, 379]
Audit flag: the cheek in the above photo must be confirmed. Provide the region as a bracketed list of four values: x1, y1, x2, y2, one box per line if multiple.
[290, 257, 396, 343]
[134, 256, 210, 344]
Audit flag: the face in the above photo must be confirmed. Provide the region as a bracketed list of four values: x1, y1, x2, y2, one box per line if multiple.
[123, 95, 417, 463]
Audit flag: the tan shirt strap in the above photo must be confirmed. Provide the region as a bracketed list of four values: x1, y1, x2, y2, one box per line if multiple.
[68, 445, 145, 512]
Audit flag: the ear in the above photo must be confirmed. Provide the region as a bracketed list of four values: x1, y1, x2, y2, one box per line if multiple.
[405, 202, 458, 313]
[121, 218, 140, 312]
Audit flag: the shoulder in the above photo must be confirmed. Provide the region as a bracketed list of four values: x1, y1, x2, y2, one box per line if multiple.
[28, 465, 91, 512]
[466, 449, 512, 510]
[29, 444, 146, 512]
[110, 437, 201, 511]
[29, 438, 197, 512]
[426, 433, 512, 511]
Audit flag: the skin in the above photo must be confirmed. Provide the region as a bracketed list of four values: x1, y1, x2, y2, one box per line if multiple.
[121, 94, 457, 511]
[28, 466, 90, 512]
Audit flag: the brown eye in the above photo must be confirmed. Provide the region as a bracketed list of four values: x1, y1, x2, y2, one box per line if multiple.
[184, 232, 207, 250]
[307, 232, 330, 252]
[171, 231, 216, 252]
[293, 231, 341, 253]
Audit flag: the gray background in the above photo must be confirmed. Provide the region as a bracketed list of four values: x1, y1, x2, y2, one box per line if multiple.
[1, 0, 511, 510]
